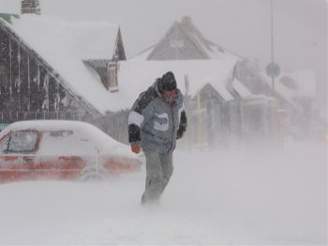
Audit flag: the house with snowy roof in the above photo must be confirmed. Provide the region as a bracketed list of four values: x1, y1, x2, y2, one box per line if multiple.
[233, 58, 320, 139]
[270, 70, 318, 137]
[135, 16, 239, 61]
[0, 0, 127, 132]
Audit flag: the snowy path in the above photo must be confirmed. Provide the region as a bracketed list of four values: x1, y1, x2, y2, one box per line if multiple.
[0, 142, 326, 245]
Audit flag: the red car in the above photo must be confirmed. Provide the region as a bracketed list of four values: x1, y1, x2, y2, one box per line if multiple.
[0, 120, 142, 183]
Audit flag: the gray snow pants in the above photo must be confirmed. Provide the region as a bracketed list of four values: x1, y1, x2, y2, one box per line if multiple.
[141, 151, 173, 204]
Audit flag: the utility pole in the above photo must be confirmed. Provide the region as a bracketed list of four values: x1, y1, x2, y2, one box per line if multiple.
[266, 0, 280, 91]
[270, 0, 275, 90]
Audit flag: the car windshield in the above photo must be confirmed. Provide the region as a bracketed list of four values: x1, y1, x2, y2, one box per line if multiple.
[7, 130, 39, 153]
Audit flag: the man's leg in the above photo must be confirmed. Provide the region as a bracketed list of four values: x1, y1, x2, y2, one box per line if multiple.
[159, 152, 173, 196]
[142, 151, 164, 204]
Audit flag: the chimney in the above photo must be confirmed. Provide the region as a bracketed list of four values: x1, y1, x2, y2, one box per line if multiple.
[21, 0, 41, 15]
[181, 16, 192, 26]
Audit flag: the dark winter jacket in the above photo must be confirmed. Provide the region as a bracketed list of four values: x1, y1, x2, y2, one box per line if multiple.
[128, 79, 187, 153]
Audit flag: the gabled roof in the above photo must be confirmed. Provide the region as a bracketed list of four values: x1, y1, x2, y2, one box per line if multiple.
[257, 70, 317, 111]
[10, 15, 120, 60]
[270, 70, 316, 112]
[228, 78, 253, 98]
[133, 16, 238, 61]
[1, 15, 122, 114]
[276, 70, 317, 99]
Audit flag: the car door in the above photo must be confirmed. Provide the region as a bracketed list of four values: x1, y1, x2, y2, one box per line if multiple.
[0, 130, 40, 182]
[37, 129, 88, 179]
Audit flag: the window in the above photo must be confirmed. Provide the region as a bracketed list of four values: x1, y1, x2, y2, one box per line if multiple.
[0, 134, 9, 153]
[7, 130, 39, 153]
[49, 130, 73, 138]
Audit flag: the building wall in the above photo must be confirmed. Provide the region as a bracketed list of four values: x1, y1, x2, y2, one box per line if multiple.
[0, 22, 96, 125]
[100, 91, 280, 147]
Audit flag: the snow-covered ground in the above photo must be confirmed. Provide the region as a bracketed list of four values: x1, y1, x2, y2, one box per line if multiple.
[0, 141, 326, 245]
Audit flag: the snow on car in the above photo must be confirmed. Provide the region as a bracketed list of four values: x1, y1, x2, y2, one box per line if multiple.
[0, 120, 142, 183]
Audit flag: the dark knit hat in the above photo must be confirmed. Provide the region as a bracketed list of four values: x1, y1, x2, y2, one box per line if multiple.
[158, 71, 177, 92]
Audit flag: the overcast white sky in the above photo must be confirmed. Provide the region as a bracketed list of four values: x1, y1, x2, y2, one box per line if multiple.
[0, 0, 327, 106]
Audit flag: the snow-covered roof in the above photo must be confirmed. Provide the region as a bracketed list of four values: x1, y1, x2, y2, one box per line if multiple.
[117, 58, 239, 105]
[133, 17, 238, 61]
[2, 120, 101, 133]
[231, 78, 252, 98]
[278, 70, 316, 98]
[2, 15, 120, 114]
[63, 58, 237, 112]
[2, 15, 239, 114]
[264, 70, 316, 101]
[177, 19, 226, 59]
[10, 15, 119, 59]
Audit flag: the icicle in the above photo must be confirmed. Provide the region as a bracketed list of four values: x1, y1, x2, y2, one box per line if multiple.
[9, 38, 12, 97]
[43, 73, 49, 111]
[54, 82, 60, 111]
[27, 55, 31, 111]
[17, 46, 21, 94]
[37, 63, 40, 88]
[15, 78, 21, 94]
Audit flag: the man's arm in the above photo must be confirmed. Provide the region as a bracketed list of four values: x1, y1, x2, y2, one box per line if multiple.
[177, 110, 187, 139]
[128, 87, 158, 152]
[175, 90, 187, 140]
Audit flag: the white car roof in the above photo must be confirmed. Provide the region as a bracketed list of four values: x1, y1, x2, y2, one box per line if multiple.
[0, 120, 131, 156]
[3, 120, 99, 132]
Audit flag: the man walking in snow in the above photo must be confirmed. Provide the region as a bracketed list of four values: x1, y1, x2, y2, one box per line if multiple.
[128, 71, 187, 205]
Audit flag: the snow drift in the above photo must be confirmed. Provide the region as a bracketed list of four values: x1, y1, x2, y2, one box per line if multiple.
[0, 141, 326, 245]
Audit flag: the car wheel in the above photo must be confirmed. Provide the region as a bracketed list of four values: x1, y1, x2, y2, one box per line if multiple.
[79, 166, 105, 182]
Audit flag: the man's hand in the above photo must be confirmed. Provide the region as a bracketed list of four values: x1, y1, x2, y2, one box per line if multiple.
[176, 127, 184, 139]
[131, 144, 141, 154]
[177, 110, 187, 140]
[176, 123, 186, 140]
